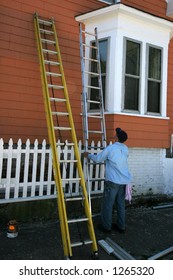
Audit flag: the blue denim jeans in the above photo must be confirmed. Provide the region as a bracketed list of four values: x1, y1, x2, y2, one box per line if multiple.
[101, 181, 126, 230]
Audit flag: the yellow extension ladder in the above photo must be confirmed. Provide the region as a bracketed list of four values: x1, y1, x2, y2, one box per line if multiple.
[34, 13, 98, 259]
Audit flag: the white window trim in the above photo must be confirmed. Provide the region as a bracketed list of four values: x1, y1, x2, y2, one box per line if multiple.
[76, 3, 173, 119]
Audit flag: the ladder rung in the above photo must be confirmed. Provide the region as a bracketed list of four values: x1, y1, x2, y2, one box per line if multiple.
[88, 130, 104, 134]
[68, 217, 88, 224]
[87, 100, 100, 104]
[84, 71, 99, 76]
[87, 115, 102, 119]
[83, 57, 99, 63]
[71, 240, 93, 248]
[50, 97, 66, 102]
[59, 160, 77, 163]
[62, 178, 81, 182]
[54, 126, 72, 131]
[52, 112, 69, 116]
[41, 38, 56, 44]
[56, 142, 74, 146]
[65, 196, 84, 202]
[46, 72, 62, 77]
[40, 28, 54, 35]
[48, 84, 64, 89]
[44, 60, 60, 66]
[86, 85, 100, 90]
[82, 43, 98, 50]
[38, 18, 52, 26]
[43, 49, 57, 55]
[82, 30, 96, 37]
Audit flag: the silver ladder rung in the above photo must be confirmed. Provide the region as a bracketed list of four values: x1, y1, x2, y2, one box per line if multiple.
[62, 178, 81, 182]
[82, 30, 96, 37]
[87, 100, 100, 104]
[86, 85, 100, 90]
[44, 60, 60, 66]
[82, 43, 98, 50]
[38, 18, 52, 26]
[50, 97, 66, 102]
[71, 240, 93, 248]
[54, 126, 72, 131]
[88, 130, 104, 134]
[41, 38, 56, 44]
[52, 112, 69, 116]
[48, 84, 64, 89]
[68, 217, 88, 224]
[84, 71, 99, 76]
[83, 57, 99, 63]
[40, 28, 54, 35]
[87, 115, 103, 119]
[46, 72, 62, 77]
[43, 49, 57, 55]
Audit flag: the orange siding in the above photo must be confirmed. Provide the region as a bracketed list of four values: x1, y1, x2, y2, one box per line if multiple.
[121, 0, 168, 19]
[105, 114, 169, 148]
[0, 0, 106, 143]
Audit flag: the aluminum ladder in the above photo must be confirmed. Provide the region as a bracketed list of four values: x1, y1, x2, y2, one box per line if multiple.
[79, 23, 107, 206]
[34, 13, 98, 259]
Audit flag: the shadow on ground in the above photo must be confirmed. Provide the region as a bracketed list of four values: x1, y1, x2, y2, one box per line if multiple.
[0, 203, 173, 260]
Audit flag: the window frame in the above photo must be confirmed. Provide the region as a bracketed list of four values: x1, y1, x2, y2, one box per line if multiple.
[122, 37, 142, 114]
[89, 37, 110, 111]
[145, 44, 163, 116]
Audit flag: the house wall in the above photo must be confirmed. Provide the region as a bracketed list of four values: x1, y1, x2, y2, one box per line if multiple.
[0, 0, 106, 143]
[129, 147, 173, 196]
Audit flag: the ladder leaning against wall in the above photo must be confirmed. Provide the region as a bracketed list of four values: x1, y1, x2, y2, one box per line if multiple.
[79, 23, 107, 207]
[34, 13, 98, 259]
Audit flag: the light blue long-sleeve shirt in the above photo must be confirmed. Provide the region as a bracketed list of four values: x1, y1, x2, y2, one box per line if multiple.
[88, 142, 132, 184]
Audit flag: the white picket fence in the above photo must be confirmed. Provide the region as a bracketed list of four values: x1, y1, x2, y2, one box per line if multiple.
[0, 139, 105, 204]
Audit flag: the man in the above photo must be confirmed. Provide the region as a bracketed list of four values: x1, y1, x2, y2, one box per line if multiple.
[84, 127, 132, 233]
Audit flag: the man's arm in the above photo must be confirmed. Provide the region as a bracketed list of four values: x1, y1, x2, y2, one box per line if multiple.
[84, 147, 109, 163]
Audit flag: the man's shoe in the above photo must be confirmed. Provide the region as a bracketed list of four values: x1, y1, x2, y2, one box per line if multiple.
[112, 223, 125, 234]
[97, 224, 111, 234]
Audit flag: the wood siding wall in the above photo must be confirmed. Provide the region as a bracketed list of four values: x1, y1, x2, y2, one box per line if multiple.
[0, 0, 173, 148]
[0, 0, 106, 143]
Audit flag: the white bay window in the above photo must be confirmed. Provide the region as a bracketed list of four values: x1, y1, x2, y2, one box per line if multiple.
[76, 3, 173, 119]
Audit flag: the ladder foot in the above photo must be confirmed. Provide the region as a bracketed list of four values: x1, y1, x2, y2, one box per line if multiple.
[91, 251, 99, 260]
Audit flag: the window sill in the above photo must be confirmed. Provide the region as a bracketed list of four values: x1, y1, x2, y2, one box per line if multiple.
[105, 111, 170, 120]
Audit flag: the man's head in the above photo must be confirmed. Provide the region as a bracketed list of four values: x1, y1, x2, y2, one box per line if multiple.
[115, 127, 128, 143]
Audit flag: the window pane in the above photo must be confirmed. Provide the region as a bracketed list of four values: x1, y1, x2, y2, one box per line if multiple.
[90, 76, 105, 110]
[124, 77, 139, 110]
[90, 39, 107, 110]
[126, 40, 140, 76]
[149, 47, 161, 80]
[147, 81, 160, 113]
